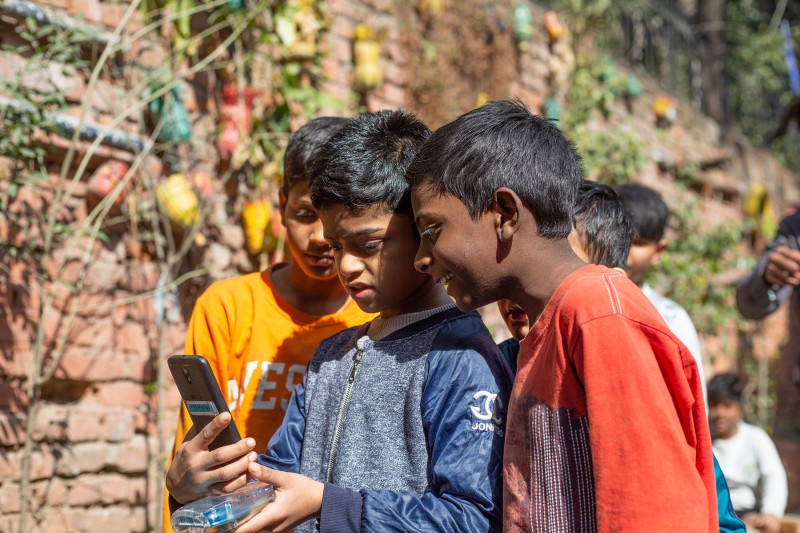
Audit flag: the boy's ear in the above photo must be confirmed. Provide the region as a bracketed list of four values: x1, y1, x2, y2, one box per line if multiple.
[653, 239, 668, 263]
[278, 188, 288, 226]
[493, 188, 523, 242]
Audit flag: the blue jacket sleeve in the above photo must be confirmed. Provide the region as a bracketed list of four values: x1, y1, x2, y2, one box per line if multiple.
[324, 316, 512, 533]
[255, 376, 306, 473]
[715, 454, 746, 533]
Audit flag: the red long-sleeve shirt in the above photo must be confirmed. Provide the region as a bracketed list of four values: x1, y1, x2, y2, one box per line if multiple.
[504, 265, 717, 532]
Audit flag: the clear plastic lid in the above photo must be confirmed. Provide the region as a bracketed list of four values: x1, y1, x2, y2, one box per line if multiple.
[171, 480, 275, 533]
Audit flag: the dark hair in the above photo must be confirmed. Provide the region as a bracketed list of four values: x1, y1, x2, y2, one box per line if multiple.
[405, 99, 583, 238]
[572, 181, 633, 269]
[283, 116, 351, 194]
[707, 373, 744, 406]
[614, 184, 670, 242]
[309, 109, 431, 215]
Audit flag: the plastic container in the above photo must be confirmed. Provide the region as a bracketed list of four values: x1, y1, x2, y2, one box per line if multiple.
[171, 480, 275, 533]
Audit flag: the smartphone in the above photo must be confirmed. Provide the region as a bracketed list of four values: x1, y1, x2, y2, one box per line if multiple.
[168, 354, 241, 450]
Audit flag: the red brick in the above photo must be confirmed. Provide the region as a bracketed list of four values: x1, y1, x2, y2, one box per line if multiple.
[28, 448, 57, 481]
[33, 476, 68, 507]
[376, 83, 407, 108]
[115, 322, 149, 355]
[37, 0, 68, 8]
[0, 514, 19, 533]
[68, 474, 104, 506]
[86, 381, 146, 408]
[0, 451, 19, 481]
[84, 260, 124, 293]
[127, 477, 147, 504]
[70, 316, 114, 349]
[99, 473, 131, 504]
[55, 442, 109, 477]
[126, 353, 151, 382]
[110, 435, 148, 474]
[0, 482, 21, 513]
[56, 348, 127, 382]
[0, 342, 30, 378]
[100, 2, 127, 29]
[66, 409, 104, 442]
[137, 42, 169, 70]
[321, 58, 341, 81]
[102, 411, 135, 442]
[31, 405, 68, 442]
[68, 0, 101, 22]
[0, 412, 26, 446]
[382, 61, 407, 86]
[122, 261, 160, 293]
[0, 381, 28, 411]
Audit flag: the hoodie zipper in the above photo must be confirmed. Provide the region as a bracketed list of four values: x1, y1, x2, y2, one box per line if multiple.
[326, 346, 364, 482]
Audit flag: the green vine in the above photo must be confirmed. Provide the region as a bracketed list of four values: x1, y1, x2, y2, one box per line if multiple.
[649, 191, 755, 334]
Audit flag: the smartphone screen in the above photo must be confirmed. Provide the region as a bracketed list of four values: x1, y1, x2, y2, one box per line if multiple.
[168, 355, 241, 449]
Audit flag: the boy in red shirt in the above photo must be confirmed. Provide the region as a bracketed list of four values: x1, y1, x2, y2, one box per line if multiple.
[407, 100, 718, 532]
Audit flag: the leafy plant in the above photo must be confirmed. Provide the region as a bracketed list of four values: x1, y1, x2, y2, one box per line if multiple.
[648, 192, 755, 334]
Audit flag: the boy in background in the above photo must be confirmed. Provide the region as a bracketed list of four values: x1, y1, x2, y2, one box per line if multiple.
[226, 110, 510, 532]
[709, 373, 787, 533]
[164, 117, 374, 518]
[615, 183, 708, 402]
[407, 100, 717, 531]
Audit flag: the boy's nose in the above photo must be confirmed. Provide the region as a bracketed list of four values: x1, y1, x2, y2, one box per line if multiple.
[309, 222, 327, 246]
[414, 247, 431, 273]
[338, 252, 362, 278]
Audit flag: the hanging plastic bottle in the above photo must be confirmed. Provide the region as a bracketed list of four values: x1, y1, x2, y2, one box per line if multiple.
[242, 199, 271, 256]
[87, 161, 130, 204]
[354, 25, 382, 91]
[157, 173, 200, 229]
[513, 4, 534, 51]
[652, 95, 677, 127]
[544, 11, 564, 43]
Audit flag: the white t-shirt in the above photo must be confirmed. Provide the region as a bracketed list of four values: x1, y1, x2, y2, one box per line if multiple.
[642, 284, 707, 404]
[712, 420, 788, 517]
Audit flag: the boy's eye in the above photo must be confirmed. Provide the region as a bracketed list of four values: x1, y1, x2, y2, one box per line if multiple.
[420, 226, 438, 242]
[360, 241, 381, 252]
[295, 209, 317, 220]
[328, 242, 342, 252]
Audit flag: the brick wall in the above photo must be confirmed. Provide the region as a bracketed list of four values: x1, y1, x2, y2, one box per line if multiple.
[1, 0, 798, 530]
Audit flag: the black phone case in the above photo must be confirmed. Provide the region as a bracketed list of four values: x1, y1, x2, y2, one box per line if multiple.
[167, 354, 242, 450]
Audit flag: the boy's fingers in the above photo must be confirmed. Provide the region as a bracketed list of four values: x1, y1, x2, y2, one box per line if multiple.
[209, 451, 258, 484]
[212, 472, 250, 495]
[248, 462, 285, 487]
[207, 437, 256, 468]
[191, 412, 231, 450]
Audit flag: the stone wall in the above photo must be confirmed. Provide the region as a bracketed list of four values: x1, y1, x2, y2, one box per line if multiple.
[1, 0, 798, 530]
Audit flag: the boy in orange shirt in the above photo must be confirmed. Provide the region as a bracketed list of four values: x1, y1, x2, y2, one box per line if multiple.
[407, 101, 718, 532]
[163, 117, 374, 523]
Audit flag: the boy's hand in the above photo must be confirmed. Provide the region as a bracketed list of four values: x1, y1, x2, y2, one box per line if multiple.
[234, 462, 324, 533]
[166, 412, 257, 504]
[764, 245, 800, 286]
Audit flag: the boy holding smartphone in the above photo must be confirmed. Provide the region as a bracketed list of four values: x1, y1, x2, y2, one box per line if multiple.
[164, 118, 374, 525]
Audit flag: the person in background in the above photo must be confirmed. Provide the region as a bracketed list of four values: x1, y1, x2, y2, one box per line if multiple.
[736, 211, 800, 439]
[616, 183, 708, 403]
[163, 117, 374, 526]
[708, 373, 788, 533]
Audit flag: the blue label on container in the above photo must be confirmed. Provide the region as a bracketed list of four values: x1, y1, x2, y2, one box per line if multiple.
[185, 401, 219, 417]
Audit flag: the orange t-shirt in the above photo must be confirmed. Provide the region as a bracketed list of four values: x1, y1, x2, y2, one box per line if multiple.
[164, 267, 372, 531]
